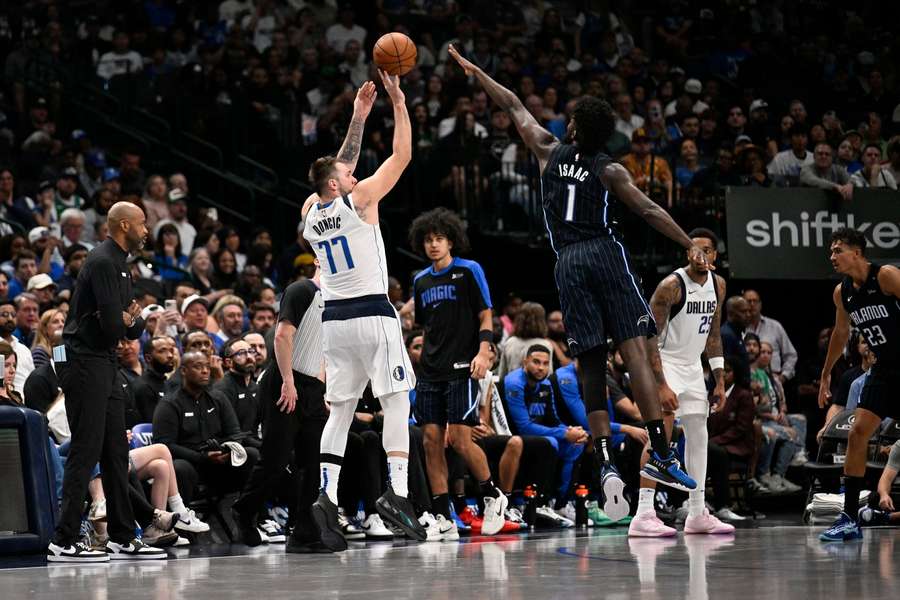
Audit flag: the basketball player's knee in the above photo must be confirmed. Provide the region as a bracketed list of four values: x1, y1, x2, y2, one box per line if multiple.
[507, 436, 524, 455]
[447, 426, 470, 450]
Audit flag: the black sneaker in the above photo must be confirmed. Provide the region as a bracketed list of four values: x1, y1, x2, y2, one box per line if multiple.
[286, 533, 333, 554]
[375, 486, 427, 542]
[232, 506, 263, 547]
[311, 493, 348, 552]
[105, 538, 167, 560]
[47, 541, 110, 563]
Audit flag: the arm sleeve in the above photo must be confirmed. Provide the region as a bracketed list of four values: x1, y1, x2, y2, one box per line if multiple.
[152, 401, 204, 464]
[90, 258, 127, 346]
[503, 373, 567, 440]
[278, 281, 314, 326]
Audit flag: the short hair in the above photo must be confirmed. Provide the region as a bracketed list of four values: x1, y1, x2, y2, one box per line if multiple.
[408, 207, 470, 256]
[143, 335, 175, 356]
[220, 337, 246, 359]
[743, 332, 760, 346]
[249, 302, 276, 319]
[788, 124, 808, 138]
[723, 355, 749, 388]
[814, 142, 834, 153]
[830, 227, 867, 254]
[181, 328, 209, 348]
[571, 96, 616, 155]
[526, 344, 551, 357]
[13, 250, 36, 269]
[14, 292, 38, 308]
[59, 208, 86, 225]
[309, 156, 339, 194]
[688, 228, 718, 246]
[862, 143, 882, 156]
[405, 328, 424, 349]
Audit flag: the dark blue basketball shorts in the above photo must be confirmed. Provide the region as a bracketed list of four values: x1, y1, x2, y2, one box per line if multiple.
[415, 377, 481, 426]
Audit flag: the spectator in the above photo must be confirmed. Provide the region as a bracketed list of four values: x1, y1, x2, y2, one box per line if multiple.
[13, 292, 39, 349]
[7, 250, 36, 301]
[132, 335, 178, 423]
[187, 248, 216, 295]
[742, 289, 798, 383]
[59, 208, 89, 250]
[96, 31, 143, 80]
[211, 295, 246, 347]
[338, 39, 368, 88]
[141, 175, 169, 231]
[674, 138, 702, 197]
[0, 341, 23, 406]
[850, 144, 898, 189]
[620, 128, 673, 207]
[152, 351, 259, 502]
[154, 189, 196, 252]
[746, 99, 775, 151]
[0, 299, 34, 395]
[497, 302, 554, 378]
[180, 295, 210, 336]
[884, 137, 900, 182]
[767, 125, 813, 185]
[79, 151, 106, 200]
[28, 228, 65, 281]
[737, 145, 772, 187]
[153, 223, 188, 282]
[212, 338, 261, 446]
[83, 189, 115, 244]
[836, 138, 863, 174]
[0, 168, 38, 230]
[117, 338, 143, 383]
[26, 273, 57, 312]
[325, 4, 367, 53]
[688, 144, 741, 200]
[0, 272, 8, 303]
[212, 248, 238, 290]
[799, 143, 853, 199]
[614, 93, 645, 140]
[219, 226, 247, 272]
[241, 331, 267, 378]
[249, 302, 276, 333]
[545, 310, 572, 370]
[721, 296, 751, 384]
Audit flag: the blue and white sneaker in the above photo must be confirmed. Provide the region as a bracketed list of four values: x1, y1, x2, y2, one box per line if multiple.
[600, 464, 629, 522]
[641, 451, 697, 492]
[858, 506, 891, 527]
[819, 512, 863, 542]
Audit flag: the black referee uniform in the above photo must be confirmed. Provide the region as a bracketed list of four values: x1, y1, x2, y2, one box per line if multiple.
[234, 278, 328, 544]
[413, 257, 491, 425]
[541, 143, 656, 355]
[53, 238, 145, 546]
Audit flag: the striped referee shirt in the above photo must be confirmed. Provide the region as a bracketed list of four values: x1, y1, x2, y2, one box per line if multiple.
[279, 279, 324, 378]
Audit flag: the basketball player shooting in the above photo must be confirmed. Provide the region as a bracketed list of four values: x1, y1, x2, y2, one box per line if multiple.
[448, 45, 707, 514]
[301, 70, 426, 551]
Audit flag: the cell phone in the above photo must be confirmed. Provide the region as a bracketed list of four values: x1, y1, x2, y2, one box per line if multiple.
[165, 299, 177, 312]
[0, 354, 4, 384]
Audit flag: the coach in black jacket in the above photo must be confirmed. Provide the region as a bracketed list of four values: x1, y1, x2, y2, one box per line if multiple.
[153, 351, 259, 501]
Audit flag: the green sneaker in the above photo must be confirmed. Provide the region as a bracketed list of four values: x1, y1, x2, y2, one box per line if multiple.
[587, 501, 632, 527]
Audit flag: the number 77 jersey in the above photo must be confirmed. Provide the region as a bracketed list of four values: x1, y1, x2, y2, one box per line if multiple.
[303, 194, 390, 301]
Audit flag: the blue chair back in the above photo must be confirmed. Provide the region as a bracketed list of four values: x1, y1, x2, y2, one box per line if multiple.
[131, 423, 154, 449]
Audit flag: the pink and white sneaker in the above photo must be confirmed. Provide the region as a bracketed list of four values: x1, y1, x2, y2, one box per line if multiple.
[684, 509, 736, 534]
[628, 511, 677, 537]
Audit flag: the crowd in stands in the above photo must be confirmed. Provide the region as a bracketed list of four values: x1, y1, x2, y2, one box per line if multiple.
[1, 1, 899, 548]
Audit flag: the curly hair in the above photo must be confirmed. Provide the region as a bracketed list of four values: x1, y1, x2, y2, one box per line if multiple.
[513, 302, 548, 339]
[571, 96, 616, 155]
[408, 207, 470, 256]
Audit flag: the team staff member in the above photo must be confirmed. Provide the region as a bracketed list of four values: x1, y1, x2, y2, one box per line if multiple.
[48, 202, 166, 562]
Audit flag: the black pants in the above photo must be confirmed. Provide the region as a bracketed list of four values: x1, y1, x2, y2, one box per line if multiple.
[707, 442, 733, 511]
[341, 430, 382, 514]
[234, 367, 326, 538]
[181, 447, 260, 497]
[54, 355, 134, 545]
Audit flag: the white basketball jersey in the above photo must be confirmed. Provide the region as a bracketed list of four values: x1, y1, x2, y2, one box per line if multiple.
[659, 268, 718, 366]
[303, 194, 389, 301]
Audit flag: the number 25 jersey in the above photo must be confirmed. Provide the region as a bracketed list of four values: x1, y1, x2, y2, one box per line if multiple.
[303, 194, 389, 301]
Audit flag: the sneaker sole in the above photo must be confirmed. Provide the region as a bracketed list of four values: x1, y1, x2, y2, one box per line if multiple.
[627, 524, 677, 538]
[640, 467, 695, 492]
[109, 552, 168, 560]
[602, 475, 629, 522]
[47, 554, 109, 563]
[375, 498, 427, 542]
[175, 523, 210, 534]
[480, 495, 509, 536]
[311, 504, 348, 552]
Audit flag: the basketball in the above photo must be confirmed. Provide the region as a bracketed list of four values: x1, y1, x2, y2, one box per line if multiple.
[373, 32, 417, 76]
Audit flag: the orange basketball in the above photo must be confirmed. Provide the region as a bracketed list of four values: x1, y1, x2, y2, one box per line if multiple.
[373, 32, 417, 76]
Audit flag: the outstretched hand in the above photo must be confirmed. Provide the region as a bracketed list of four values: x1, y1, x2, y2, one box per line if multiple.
[354, 80, 377, 118]
[447, 44, 477, 76]
[377, 70, 404, 105]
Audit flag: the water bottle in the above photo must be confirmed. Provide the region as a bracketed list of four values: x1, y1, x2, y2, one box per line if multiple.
[523, 484, 538, 527]
[575, 485, 589, 528]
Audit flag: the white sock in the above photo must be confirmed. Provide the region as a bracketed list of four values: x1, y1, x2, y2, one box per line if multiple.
[387, 456, 409, 498]
[682, 414, 709, 518]
[636, 487, 656, 516]
[168, 494, 187, 516]
[320, 463, 341, 504]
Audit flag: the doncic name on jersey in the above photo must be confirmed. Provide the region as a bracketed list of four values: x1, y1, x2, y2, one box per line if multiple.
[311, 214, 342, 235]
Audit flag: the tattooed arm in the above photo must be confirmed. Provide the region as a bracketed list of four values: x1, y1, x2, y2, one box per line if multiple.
[647, 273, 682, 412]
[335, 81, 377, 173]
[705, 274, 727, 410]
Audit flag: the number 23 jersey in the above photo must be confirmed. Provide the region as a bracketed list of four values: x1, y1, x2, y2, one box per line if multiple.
[303, 194, 389, 301]
[841, 263, 900, 368]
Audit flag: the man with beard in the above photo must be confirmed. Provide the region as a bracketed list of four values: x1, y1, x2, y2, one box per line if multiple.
[546, 310, 572, 369]
[242, 332, 267, 378]
[212, 338, 261, 448]
[133, 335, 178, 422]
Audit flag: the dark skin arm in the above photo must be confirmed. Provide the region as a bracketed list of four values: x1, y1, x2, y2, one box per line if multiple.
[705, 274, 727, 411]
[818, 284, 851, 409]
[448, 44, 558, 171]
[647, 273, 681, 411]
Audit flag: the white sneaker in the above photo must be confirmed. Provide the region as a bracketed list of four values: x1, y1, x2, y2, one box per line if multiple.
[260, 519, 286, 543]
[505, 507, 526, 527]
[759, 473, 785, 492]
[425, 514, 459, 542]
[536, 505, 573, 528]
[791, 449, 809, 467]
[47, 541, 110, 563]
[773, 474, 802, 493]
[339, 510, 365, 540]
[361, 513, 394, 540]
[714, 507, 747, 522]
[481, 494, 508, 535]
[256, 527, 270, 544]
[173, 536, 190, 547]
[175, 508, 210, 533]
[105, 539, 167, 560]
[556, 502, 594, 527]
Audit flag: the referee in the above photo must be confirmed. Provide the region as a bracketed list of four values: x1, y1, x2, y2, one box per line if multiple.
[233, 264, 329, 553]
[48, 203, 165, 562]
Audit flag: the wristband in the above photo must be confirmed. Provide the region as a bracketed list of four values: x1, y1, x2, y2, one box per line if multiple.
[709, 356, 724, 371]
[478, 329, 493, 344]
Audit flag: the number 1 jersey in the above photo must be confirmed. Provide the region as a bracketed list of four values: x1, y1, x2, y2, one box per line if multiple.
[541, 143, 617, 252]
[303, 194, 389, 301]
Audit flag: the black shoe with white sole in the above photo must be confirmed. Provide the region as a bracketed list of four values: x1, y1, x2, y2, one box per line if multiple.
[47, 541, 110, 563]
[105, 538, 168, 560]
[375, 487, 427, 542]
[311, 493, 348, 552]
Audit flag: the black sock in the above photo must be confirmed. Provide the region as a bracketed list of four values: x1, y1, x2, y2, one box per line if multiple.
[479, 478, 500, 499]
[843, 475, 864, 520]
[451, 494, 468, 515]
[646, 420, 669, 457]
[432, 494, 451, 519]
[595, 436, 612, 464]
[553, 497, 567, 510]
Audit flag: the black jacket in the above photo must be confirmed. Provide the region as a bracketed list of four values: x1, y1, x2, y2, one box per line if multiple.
[132, 368, 168, 423]
[152, 386, 242, 466]
[211, 371, 261, 448]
